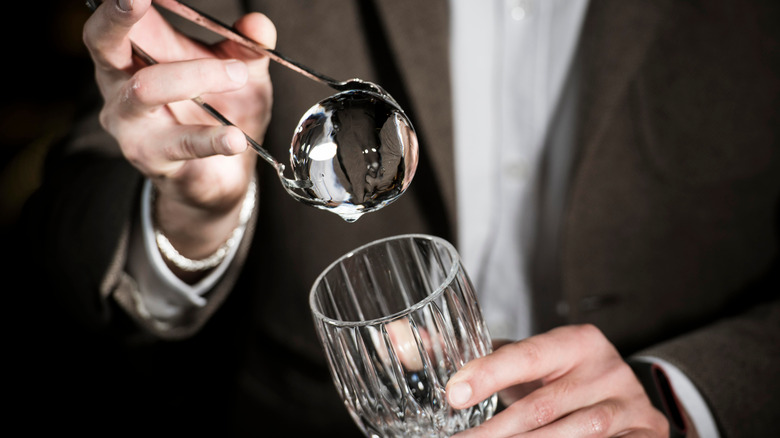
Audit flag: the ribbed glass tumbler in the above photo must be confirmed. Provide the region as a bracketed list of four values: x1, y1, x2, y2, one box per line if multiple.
[309, 234, 497, 437]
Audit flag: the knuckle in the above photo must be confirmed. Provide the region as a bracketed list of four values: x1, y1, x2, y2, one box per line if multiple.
[576, 324, 619, 358]
[82, 18, 103, 55]
[514, 338, 543, 366]
[178, 133, 198, 158]
[97, 107, 113, 132]
[123, 74, 148, 106]
[583, 403, 616, 437]
[577, 323, 604, 342]
[211, 129, 228, 154]
[531, 398, 556, 426]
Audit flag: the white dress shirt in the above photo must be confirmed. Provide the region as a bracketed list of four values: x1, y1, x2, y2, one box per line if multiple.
[127, 180, 245, 330]
[127, 1, 718, 434]
[450, 1, 718, 436]
[451, 0, 587, 342]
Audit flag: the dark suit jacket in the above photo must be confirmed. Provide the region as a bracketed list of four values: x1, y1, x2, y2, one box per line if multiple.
[15, 0, 779, 437]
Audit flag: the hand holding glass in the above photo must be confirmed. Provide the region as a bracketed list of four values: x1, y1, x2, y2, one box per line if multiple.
[310, 234, 497, 437]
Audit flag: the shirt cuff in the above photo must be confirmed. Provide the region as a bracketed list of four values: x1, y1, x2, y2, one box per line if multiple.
[634, 355, 720, 438]
[125, 179, 245, 327]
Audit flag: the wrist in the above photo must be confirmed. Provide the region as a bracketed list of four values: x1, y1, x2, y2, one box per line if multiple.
[629, 359, 687, 438]
[154, 179, 253, 259]
[152, 176, 256, 280]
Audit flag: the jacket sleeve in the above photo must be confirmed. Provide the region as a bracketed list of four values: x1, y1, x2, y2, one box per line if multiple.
[636, 274, 780, 437]
[20, 0, 253, 340]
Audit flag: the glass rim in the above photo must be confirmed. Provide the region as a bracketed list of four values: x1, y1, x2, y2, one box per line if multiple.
[309, 233, 461, 328]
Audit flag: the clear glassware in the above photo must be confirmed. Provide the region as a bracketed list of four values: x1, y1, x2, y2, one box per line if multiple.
[310, 234, 497, 437]
[86, 0, 419, 222]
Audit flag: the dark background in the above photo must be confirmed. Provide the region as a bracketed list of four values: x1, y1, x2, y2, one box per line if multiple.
[1, 2, 93, 241]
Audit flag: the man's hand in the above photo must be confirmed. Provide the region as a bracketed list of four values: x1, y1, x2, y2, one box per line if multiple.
[83, 0, 275, 263]
[447, 324, 670, 437]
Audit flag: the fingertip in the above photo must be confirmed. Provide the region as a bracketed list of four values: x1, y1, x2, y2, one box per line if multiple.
[115, 0, 134, 13]
[221, 126, 248, 155]
[108, 0, 152, 19]
[225, 59, 249, 85]
[447, 380, 474, 409]
[234, 12, 278, 50]
[84, 0, 152, 58]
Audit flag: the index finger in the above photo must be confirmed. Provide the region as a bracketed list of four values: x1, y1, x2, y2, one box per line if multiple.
[445, 324, 602, 409]
[83, 0, 153, 70]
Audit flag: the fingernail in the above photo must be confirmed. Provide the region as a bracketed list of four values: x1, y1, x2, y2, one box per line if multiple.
[448, 381, 472, 407]
[225, 60, 248, 84]
[117, 0, 133, 12]
[220, 133, 235, 155]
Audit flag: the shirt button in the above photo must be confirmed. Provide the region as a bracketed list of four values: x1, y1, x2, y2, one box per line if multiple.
[504, 159, 529, 180]
[507, 0, 533, 21]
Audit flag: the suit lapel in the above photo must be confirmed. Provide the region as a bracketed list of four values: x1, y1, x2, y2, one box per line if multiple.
[531, 0, 671, 328]
[371, 0, 670, 240]
[371, 0, 457, 233]
[574, 0, 670, 165]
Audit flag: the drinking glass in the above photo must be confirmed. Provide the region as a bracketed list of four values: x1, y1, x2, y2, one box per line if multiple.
[309, 234, 497, 437]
